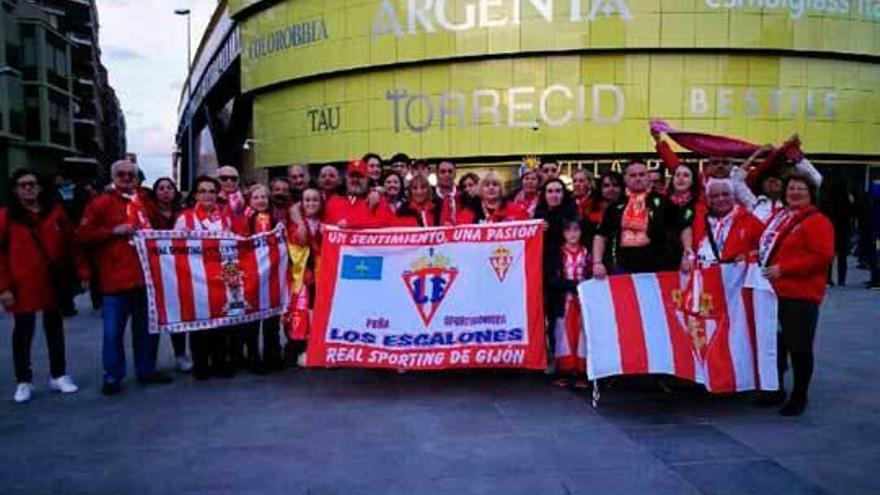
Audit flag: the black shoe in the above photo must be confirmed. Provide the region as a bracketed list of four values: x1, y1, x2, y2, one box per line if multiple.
[753, 390, 787, 407]
[193, 369, 211, 381]
[137, 372, 174, 385]
[212, 366, 235, 379]
[780, 397, 808, 416]
[101, 381, 122, 396]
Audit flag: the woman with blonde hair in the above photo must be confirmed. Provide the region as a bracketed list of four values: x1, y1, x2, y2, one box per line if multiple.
[465, 171, 529, 224]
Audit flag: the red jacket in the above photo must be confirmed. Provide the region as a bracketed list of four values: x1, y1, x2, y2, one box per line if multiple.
[767, 209, 835, 304]
[693, 206, 763, 265]
[76, 190, 145, 294]
[323, 195, 394, 229]
[0, 205, 89, 313]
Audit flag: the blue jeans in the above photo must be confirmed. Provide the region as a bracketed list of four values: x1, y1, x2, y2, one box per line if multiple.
[102, 289, 158, 383]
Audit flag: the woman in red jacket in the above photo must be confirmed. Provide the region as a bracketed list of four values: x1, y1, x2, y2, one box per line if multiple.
[461, 171, 529, 224]
[0, 170, 88, 403]
[758, 172, 835, 416]
[142, 177, 192, 373]
[395, 174, 444, 227]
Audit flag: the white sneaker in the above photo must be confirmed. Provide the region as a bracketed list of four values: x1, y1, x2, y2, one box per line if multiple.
[296, 353, 307, 367]
[175, 355, 193, 373]
[49, 375, 79, 394]
[14, 383, 33, 403]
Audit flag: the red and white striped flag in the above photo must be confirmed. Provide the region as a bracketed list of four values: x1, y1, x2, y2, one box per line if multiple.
[579, 264, 778, 393]
[134, 226, 290, 334]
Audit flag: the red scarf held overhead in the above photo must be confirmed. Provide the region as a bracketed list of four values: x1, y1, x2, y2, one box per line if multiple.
[650, 119, 761, 158]
[620, 192, 650, 248]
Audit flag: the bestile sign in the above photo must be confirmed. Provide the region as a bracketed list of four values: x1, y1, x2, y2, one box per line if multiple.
[307, 221, 547, 371]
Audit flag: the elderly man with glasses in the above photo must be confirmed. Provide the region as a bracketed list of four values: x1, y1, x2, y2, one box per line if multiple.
[77, 160, 173, 395]
[216, 165, 246, 217]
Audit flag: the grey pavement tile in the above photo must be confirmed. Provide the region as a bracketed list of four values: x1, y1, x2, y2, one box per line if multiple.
[668, 459, 829, 495]
[0, 267, 879, 494]
[776, 448, 880, 495]
[566, 463, 702, 495]
[621, 423, 763, 465]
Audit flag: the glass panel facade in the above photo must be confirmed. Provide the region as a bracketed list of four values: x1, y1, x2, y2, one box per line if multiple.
[48, 89, 71, 146]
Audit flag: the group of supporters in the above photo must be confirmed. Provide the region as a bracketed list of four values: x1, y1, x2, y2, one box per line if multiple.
[0, 131, 842, 416]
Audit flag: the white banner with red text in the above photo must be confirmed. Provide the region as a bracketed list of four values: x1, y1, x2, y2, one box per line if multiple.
[134, 226, 290, 334]
[579, 264, 778, 394]
[307, 221, 546, 371]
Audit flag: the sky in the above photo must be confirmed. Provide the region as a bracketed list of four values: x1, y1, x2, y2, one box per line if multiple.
[97, 0, 217, 183]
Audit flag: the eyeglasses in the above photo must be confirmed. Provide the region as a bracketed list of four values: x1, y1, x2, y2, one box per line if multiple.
[218, 175, 239, 182]
[197, 189, 217, 194]
[115, 171, 136, 179]
[16, 181, 39, 189]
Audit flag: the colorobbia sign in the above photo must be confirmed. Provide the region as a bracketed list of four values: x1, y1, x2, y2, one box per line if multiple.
[307, 221, 547, 371]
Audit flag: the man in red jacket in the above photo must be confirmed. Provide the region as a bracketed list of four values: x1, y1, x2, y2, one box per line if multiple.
[323, 159, 393, 229]
[77, 160, 172, 395]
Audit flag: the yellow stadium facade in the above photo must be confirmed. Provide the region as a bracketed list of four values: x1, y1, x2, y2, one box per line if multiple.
[183, 0, 880, 182]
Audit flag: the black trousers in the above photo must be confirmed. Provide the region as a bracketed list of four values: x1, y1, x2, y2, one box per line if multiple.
[13, 312, 66, 383]
[191, 327, 235, 375]
[777, 298, 820, 401]
[243, 316, 282, 366]
[170, 333, 187, 357]
[829, 228, 850, 285]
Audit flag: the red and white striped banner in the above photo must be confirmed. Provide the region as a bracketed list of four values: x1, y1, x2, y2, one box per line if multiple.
[134, 226, 290, 334]
[579, 264, 778, 393]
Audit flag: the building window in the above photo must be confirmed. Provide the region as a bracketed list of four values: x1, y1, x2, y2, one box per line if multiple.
[48, 89, 71, 146]
[4, 8, 22, 70]
[46, 32, 68, 89]
[24, 85, 41, 141]
[7, 77, 25, 137]
[20, 24, 37, 81]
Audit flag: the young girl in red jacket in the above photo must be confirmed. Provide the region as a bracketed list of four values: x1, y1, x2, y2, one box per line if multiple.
[286, 187, 324, 367]
[0, 170, 88, 403]
[236, 185, 284, 373]
[550, 219, 591, 388]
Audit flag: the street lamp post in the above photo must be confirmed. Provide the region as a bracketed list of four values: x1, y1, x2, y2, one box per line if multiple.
[174, 8, 192, 187]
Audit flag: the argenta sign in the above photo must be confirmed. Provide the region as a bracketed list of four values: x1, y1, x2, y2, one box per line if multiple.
[240, 0, 880, 91]
[370, 0, 633, 35]
[251, 53, 880, 167]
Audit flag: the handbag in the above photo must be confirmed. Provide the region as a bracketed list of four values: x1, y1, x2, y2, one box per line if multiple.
[27, 224, 76, 302]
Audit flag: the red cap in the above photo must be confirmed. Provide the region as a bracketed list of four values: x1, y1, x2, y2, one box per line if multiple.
[347, 159, 368, 177]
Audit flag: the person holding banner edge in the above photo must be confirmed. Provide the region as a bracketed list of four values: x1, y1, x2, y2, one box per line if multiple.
[175, 175, 237, 380]
[77, 160, 173, 395]
[235, 185, 285, 374]
[757, 172, 834, 416]
[145, 177, 192, 373]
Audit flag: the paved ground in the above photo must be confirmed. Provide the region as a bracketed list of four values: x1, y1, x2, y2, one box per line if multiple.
[0, 267, 878, 495]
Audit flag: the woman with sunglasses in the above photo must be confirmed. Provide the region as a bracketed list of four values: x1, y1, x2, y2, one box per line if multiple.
[175, 176, 236, 380]
[216, 165, 246, 217]
[1, 169, 88, 402]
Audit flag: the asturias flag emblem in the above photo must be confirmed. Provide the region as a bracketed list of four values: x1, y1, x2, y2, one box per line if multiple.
[402, 248, 458, 326]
